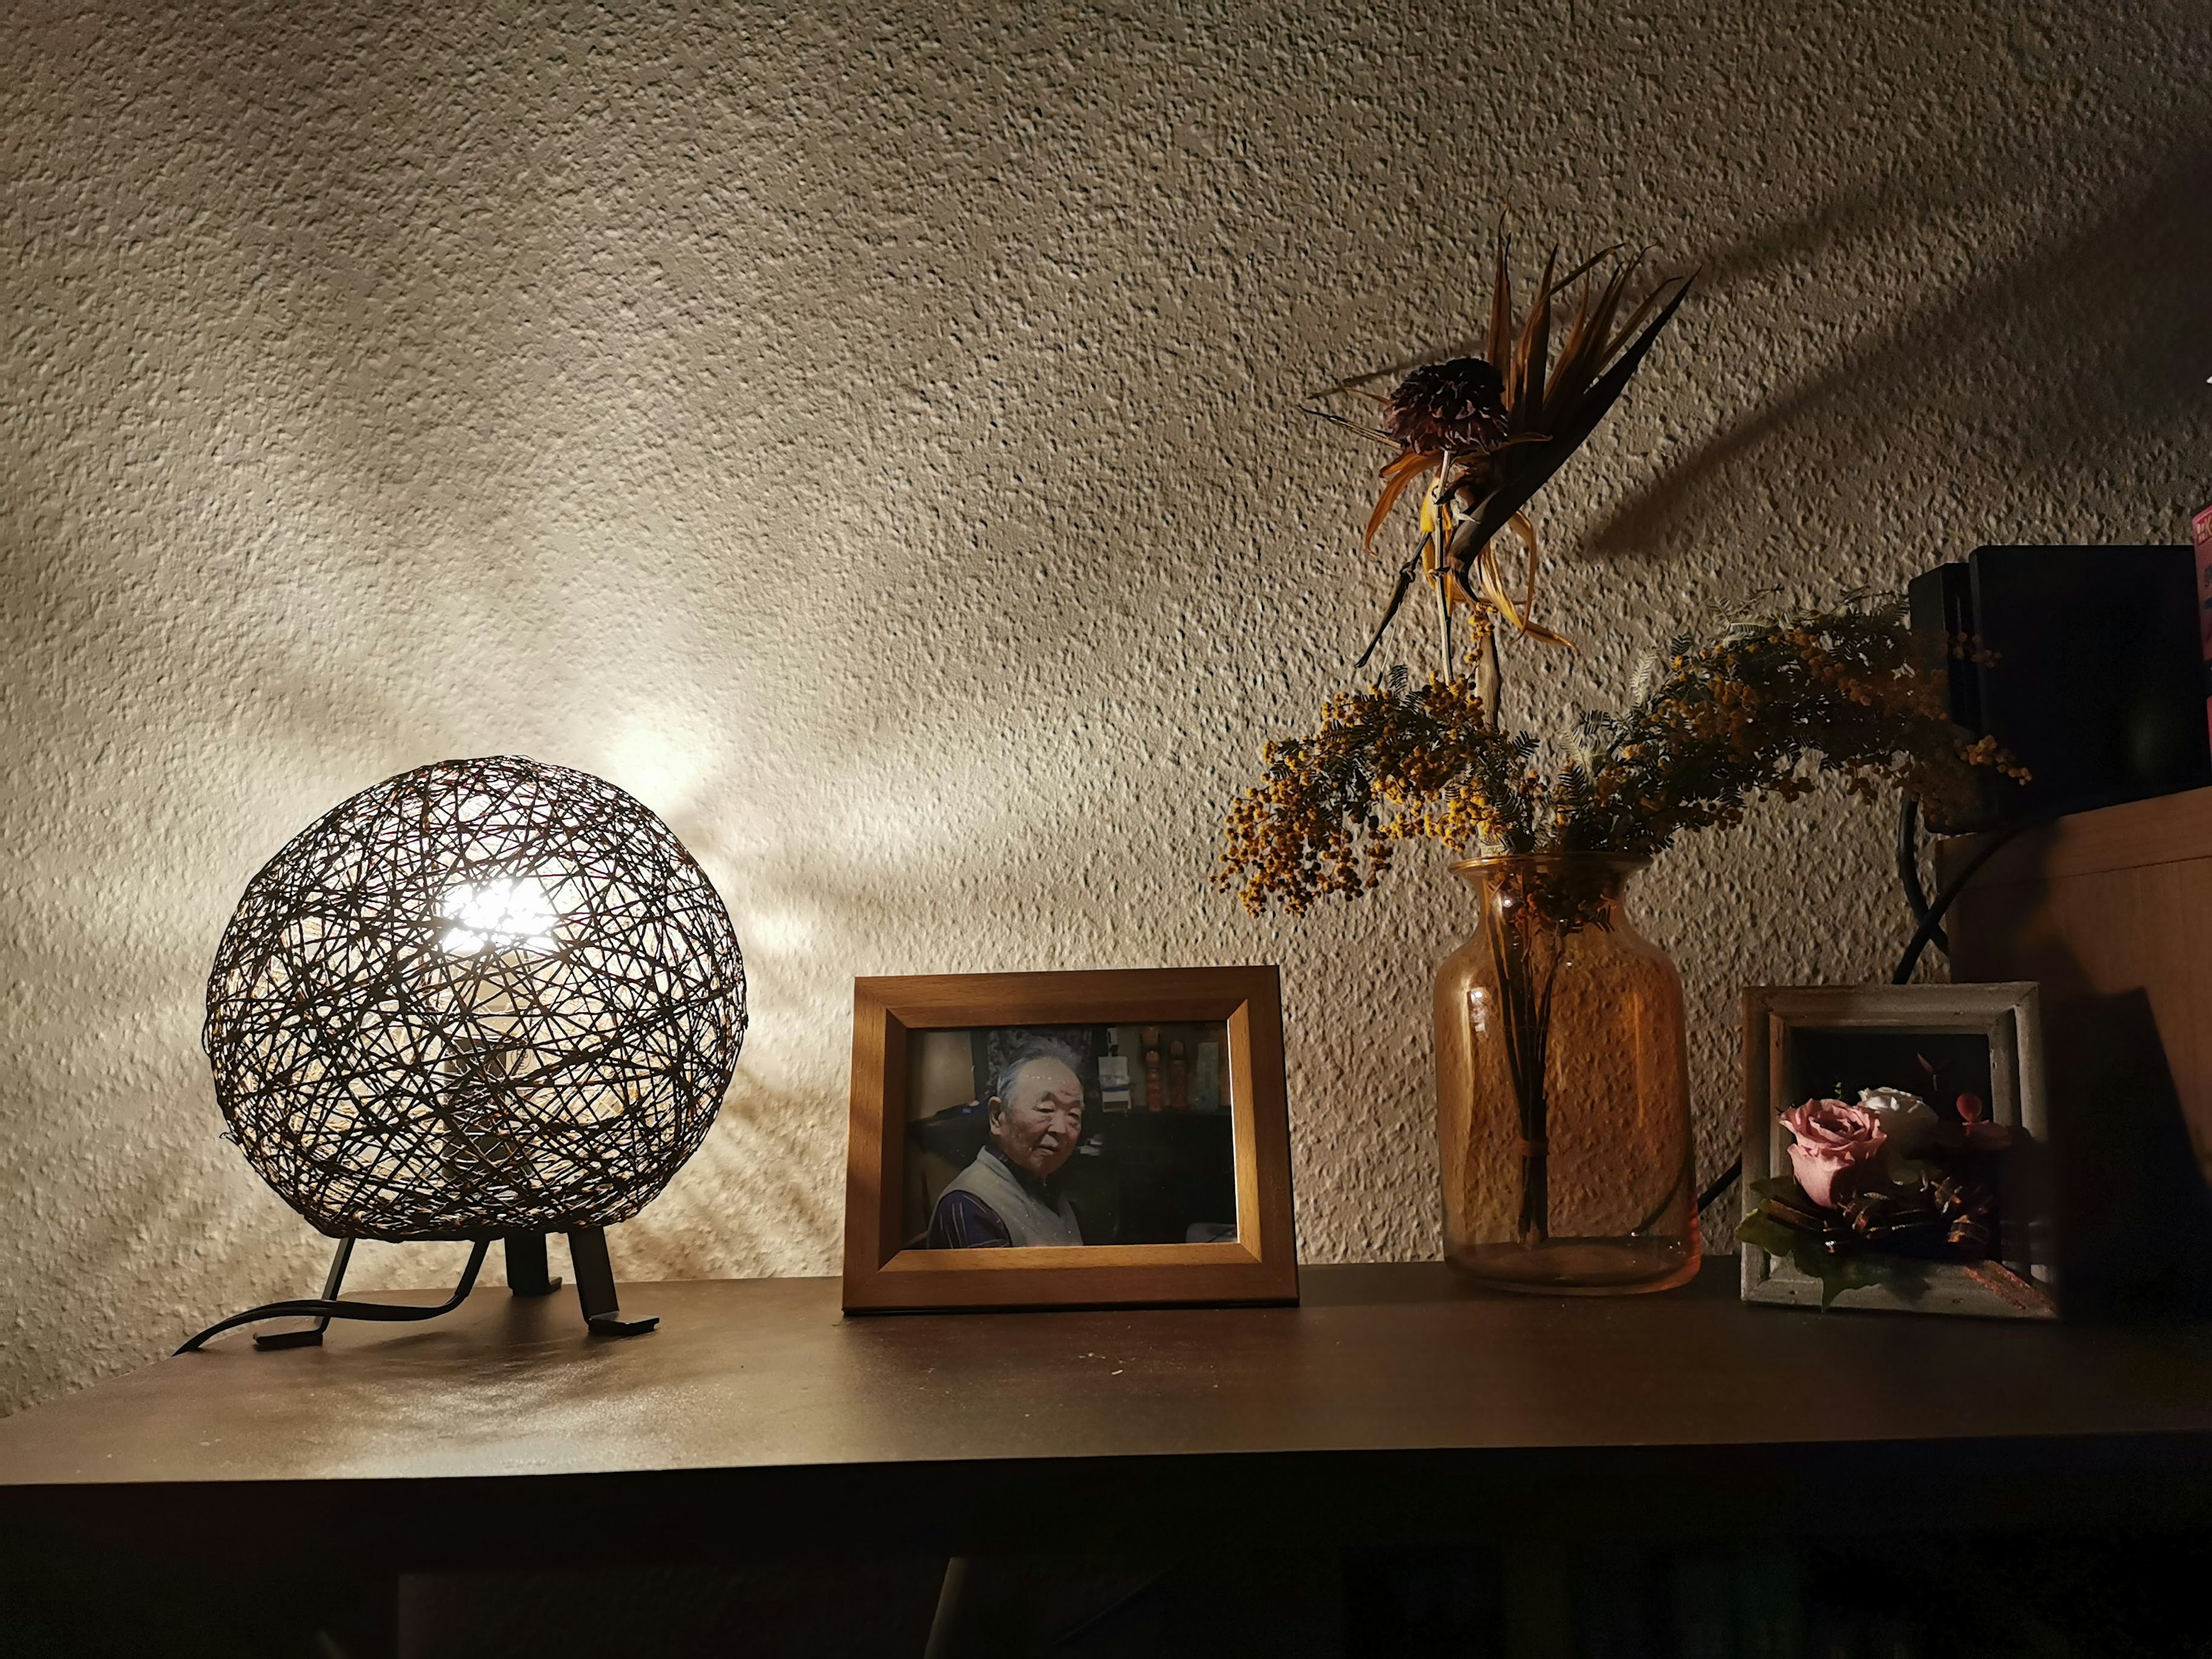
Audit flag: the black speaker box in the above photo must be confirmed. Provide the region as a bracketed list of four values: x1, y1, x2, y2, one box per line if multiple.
[1908, 544, 2211, 832]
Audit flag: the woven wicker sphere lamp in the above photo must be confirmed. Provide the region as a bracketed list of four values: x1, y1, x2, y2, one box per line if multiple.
[179, 755, 746, 1352]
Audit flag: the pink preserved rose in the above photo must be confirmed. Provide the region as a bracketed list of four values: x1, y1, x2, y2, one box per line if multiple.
[1779, 1098, 1888, 1209]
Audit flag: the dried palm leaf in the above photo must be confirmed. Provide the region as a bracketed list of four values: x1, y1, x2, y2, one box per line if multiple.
[1327, 224, 1692, 674]
[1448, 272, 1693, 562]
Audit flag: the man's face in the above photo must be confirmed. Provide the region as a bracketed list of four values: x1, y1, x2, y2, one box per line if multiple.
[989, 1056, 1085, 1181]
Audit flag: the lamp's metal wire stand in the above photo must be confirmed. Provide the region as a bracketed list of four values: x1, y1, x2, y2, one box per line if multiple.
[174, 1228, 656, 1355]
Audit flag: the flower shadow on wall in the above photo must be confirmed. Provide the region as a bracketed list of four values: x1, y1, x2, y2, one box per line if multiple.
[1580, 142, 2212, 563]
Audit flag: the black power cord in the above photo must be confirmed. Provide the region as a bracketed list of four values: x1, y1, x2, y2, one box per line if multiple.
[175, 1240, 491, 1354]
[1887, 802, 2030, 986]
[1696, 799, 2031, 1219]
[1695, 1164, 1741, 1216]
[1895, 798, 1948, 957]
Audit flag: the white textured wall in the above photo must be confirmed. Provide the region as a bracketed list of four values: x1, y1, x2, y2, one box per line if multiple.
[4, 0, 2207, 1415]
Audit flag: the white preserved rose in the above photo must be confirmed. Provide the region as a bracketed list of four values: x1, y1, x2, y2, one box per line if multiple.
[1856, 1085, 1939, 1177]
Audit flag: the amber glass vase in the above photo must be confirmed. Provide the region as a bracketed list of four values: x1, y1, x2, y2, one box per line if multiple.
[1434, 854, 1699, 1293]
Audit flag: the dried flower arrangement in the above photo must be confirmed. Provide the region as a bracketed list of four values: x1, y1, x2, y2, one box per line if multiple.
[1737, 1079, 2033, 1311]
[1217, 225, 2017, 1278]
[1220, 226, 2009, 916]
[1218, 600, 2011, 1256]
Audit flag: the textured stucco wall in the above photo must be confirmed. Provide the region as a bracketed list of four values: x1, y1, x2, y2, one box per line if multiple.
[4, 0, 2208, 1415]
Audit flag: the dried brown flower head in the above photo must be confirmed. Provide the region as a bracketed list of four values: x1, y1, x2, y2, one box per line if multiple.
[1383, 358, 1509, 455]
[1316, 226, 1694, 690]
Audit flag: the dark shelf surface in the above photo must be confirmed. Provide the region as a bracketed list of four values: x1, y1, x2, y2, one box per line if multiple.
[4, 1260, 2211, 1560]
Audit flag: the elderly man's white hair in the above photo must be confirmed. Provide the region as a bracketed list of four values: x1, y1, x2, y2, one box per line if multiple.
[991, 1034, 1088, 1107]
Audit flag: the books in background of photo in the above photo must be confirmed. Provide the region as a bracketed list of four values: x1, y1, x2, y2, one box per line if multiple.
[2195, 504, 2212, 745]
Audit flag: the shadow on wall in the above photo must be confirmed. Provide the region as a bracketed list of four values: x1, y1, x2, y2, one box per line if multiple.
[1584, 138, 2212, 565]
[608, 1067, 849, 1283]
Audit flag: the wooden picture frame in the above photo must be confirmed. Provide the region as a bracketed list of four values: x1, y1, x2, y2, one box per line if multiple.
[842, 966, 1298, 1312]
[1741, 983, 2054, 1318]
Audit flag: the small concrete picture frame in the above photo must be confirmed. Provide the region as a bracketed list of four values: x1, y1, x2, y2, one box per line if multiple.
[1740, 983, 2053, 1318]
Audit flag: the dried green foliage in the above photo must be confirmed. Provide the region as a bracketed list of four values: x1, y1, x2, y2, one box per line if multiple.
[1218, 597, 2014, 916]
[1560, 600, 2012, 856]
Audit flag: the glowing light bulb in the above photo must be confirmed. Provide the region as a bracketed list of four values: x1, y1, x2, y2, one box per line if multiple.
[438, 879, 562, 956]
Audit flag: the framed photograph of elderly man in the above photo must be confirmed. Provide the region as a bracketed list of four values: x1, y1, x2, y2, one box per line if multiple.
[841, 965, 1298, 1312]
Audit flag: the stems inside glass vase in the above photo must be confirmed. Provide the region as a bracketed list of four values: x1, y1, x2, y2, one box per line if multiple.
[1468, 860, 1626, 1248]
[1480, 889, 1567, 1245]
